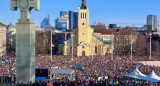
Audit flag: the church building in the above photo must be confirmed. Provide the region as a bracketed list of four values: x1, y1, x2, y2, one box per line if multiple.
[58, 0, 112, 56]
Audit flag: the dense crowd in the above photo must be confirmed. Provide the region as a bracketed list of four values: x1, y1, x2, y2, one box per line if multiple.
[1, 53, 160, 85]
[15, 80, 160, 86]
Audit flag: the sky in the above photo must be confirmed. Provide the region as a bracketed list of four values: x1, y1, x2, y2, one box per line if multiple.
[1, 0, 160, 27]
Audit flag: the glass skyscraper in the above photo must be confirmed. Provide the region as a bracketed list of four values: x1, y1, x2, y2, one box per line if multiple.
[60, 11, 68, 17]
[69, 11, 78, 30]
[55, 11, 78, 31]
[147, 15, 157, 31]
[55, 17, 69, 31]
[41, 15, 51, 29]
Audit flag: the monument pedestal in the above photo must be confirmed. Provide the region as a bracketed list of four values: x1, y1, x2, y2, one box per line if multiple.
[16, 22, 35, 83]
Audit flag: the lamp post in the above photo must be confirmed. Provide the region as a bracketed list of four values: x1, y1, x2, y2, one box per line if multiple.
[71, 34, 73, 61]
[56, 31, 73, 61]
[149, 32, 152, 60]
[92, 35, 93, 61]
[0, 55, 2, 86]
[37, 29, 54, 62]
[130, 33, 133, 60]
[50, 30, 53, 62]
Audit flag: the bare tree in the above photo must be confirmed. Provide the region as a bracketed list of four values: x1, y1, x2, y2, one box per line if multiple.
[135, 34, 146, 56]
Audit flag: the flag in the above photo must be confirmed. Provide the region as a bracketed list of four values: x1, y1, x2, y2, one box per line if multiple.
[50, 66, 58, 69]
[116, 81, 119, 84]
[1, 57, 3, 61]
[3, 61, 6, 67]
[9, 74, 11, 77]
[135, 72, 139, 76]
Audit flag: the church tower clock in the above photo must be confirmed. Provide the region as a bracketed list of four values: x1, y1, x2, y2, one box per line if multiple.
[78, 0, 90, 44]
[77, 0, 93, 56]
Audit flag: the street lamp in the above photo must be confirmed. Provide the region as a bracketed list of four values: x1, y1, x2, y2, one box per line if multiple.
[130, 33, 133, 60]
[36, 29, 53, 62]
[50, 30, 53, 62]
[56, 31, 74, 61]
[91, 35, 93, 62]
[149, 32, 152, 60]
[71, 34, 73, 61]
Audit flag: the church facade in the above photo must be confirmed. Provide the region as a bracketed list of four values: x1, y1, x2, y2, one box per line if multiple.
[58, 0, 112, 56]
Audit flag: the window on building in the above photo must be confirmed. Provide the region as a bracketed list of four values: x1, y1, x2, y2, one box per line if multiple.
[85, 13, 86, 18]
[107, 48, 109, 51]
[83, 13, 84, 19]
[95, 47, 97, 54]
[81, 13, 82, 19]
[70, 46, 72, 54]
[82, 23, 85, 25]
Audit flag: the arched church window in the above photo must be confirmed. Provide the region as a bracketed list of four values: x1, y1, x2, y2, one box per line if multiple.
[70, 46, 72, 54]
[95, 47, 97, 54]
[107, 48, 109, 51]
[81, 13, 82, 19]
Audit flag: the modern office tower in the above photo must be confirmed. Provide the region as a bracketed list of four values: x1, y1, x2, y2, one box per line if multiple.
[55, 17, 69, 31]
[60, 11, 68, 17]
[55, 11, 78, 31]
[147, 15, 157, 31]
[69, 11, 78, 30]
[41, 15, 51, 29]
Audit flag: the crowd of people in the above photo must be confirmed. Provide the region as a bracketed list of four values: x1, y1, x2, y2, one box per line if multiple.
[1, 53, 160, 85]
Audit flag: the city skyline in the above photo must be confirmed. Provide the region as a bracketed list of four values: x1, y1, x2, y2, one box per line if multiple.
[1, 0, 160, 27]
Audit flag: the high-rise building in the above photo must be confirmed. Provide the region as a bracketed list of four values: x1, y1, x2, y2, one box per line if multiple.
[60, 11, 68, 17]
[147, 15, 157, 31]
[55, 11, 78, 31]
[55, 17, 69, 31]
[69, 11, 78, 30]
[41, 15, 51, 29]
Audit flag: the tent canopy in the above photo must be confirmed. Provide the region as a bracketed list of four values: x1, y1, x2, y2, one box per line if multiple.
[50, 69, 75, 75]
[35, 77, 48, 81]
[124, 68, 147, 79]
[124, 69, 160, 82]
[145, 70, 160, 82]
[76, 65, 84, 69]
